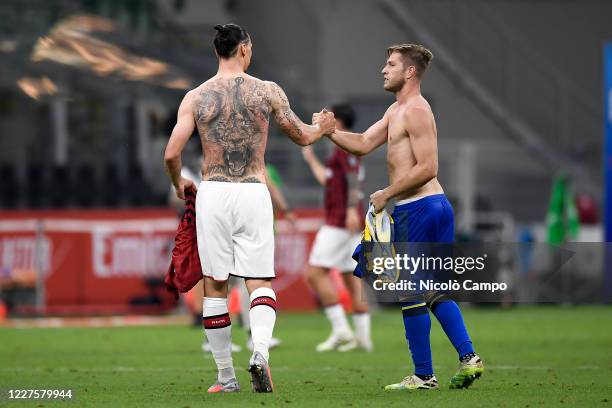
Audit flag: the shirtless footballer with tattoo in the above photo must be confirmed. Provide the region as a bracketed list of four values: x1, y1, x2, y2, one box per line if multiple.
[163, 23, 335, 394]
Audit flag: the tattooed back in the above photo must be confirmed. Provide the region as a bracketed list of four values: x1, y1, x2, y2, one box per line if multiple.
[193, 75, 272, 183]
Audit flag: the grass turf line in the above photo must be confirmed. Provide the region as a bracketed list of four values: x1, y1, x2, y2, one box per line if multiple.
[1, 306, 611, 407]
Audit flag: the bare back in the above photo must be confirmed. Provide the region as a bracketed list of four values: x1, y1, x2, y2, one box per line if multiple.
[192, 74, 272, 183]
[386, 95, 443, 200]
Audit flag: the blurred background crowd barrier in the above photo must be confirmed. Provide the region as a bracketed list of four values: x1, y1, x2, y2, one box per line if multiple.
[0, 209, 325, 315]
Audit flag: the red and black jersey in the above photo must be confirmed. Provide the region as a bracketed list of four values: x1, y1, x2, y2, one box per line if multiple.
[324, 147, 364, 228]
[164, 186, 202, 299]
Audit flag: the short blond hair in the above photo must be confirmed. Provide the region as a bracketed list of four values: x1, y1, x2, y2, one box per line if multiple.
[386, 43, 433, 78]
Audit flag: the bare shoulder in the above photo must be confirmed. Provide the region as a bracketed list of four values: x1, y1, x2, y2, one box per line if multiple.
[385, 101, 399, 114]
[403, 98, 433, 123]
[177, 88, 199, 111]
[386, 101, 399, 115]
[406, 96, 432, 114]
[244, 75, 273, 98]
[400, 98, 435, 138]
[262, 80, 288, 106]
[243, 73, 265, 84]
[187, 87, 203, 99]
[195, 77, 216, 90]
[261, 78, 279, 88]
[189, 81, 213, 101]
[262, 79, 282, 94]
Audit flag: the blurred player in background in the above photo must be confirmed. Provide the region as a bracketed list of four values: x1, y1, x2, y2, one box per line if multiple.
[302, 104, 372, 352]
[164, 23, 335, 393]
[320, 44, 483, 390]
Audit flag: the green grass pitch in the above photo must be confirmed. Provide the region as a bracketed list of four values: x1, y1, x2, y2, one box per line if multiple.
[1, 307, 611, 407]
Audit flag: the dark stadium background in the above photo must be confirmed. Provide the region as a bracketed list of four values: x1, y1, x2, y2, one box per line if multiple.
[0, 1, 611, 406]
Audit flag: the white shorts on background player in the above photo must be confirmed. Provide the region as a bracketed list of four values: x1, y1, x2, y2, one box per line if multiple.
[196, 181, 275, 281]
[308, 225, 361, 272]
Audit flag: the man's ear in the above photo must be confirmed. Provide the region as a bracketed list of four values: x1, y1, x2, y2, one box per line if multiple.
[240, 43, 247, 57]
[406, 65, 416, 80]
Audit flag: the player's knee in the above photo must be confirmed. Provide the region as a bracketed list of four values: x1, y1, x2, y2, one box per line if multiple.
[203, 277, 229, 298]
[245, 277, 273, 294]
[305, 266, 325, 286]
[341, 273, 355, 290]
[353, 302, 368, 314]
[305, 271, 317, 287]
[350, 287, 369, 313]
[425, 291, 450, 311]
[401, 302, 428, 317]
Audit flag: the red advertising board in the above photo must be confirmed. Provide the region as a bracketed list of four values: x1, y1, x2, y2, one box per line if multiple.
[0, 209, 325, 314]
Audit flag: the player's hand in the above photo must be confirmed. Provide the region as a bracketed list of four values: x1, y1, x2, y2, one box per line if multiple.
[312, 112, 320, 124]
[312, 110, 322, 125]
[175, 177, 196, 200]
[314, 109, 336, 135]
[284, 210, 298, 232]
[370, 189, 390, 213]
[345, 207, 362, 234]
[311, 110, 326, 125]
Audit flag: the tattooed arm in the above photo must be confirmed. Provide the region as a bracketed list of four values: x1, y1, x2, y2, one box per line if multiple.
[268, 82, 334, 146]
[164, 92, 196, 200]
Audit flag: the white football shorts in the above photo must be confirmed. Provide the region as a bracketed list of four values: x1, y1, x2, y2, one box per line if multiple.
[308, 225, 361, 272]
[196, 181, 275, 281]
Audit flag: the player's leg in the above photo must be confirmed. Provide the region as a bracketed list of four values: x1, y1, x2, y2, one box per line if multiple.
[337, 272, 372, 352]
[305, 265, 336, 304]
[306, 264, 353, 348]
[306, 226, 354, 351]
[242, 273, 281, 351]
[384, 301, 438, 390]
[244, 279, 277, 362]
[428, 296, 483, 388]
[192, 280, 212, 352]
[203, 277, 239, 393]
[427, 196, 483, 388]
[198, 280, 243, 353]
[233, 182, 277, 392]
[192, 279, 204, 326]
[338, 231, 371, 352]
[239, 281, 254, 349]
[306, 264, 354, 351]
[195, 181, 239, 393]
[245, 278, 276, 392]
[239, 280, 251, 331]
[384, 199, 437, 390]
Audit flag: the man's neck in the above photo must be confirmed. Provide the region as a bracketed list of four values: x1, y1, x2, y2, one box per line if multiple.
[395, 80, 421, 104]
[217, 58, 245, 76]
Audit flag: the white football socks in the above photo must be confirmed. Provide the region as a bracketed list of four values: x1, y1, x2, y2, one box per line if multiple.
[353, 312, 371, 343]
[203, 297, 235, 382]
[249, 287, 277, 362]
[324, 304, 352, 337]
